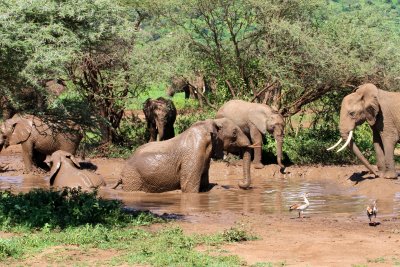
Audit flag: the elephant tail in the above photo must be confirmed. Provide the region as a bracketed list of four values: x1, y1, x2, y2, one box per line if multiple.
[108, 178, 122, 189]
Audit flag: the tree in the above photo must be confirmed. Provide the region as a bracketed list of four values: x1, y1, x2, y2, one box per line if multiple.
[0, 0, 149, 143]
[146, 0, 400, 116]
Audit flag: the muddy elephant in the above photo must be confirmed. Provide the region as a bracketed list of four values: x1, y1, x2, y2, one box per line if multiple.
[216, 100, 285, 169]
[0, 114, 83, 173]
[143, 97, 177, 142]
[48, 150, 105, 190]
[114, 118, 257, 193]
[328, 83, 400, 179]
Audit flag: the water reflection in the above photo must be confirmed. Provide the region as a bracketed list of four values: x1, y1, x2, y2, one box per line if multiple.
[1, 173, 399, 217]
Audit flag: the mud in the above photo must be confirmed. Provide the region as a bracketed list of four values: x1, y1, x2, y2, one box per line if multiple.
[1, 145, 400, 266]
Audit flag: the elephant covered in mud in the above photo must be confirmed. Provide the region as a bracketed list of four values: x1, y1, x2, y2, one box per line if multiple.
[0, 114, 83, 173]
[114, 118, 257, 193]
[216, 100, 285, 170]
[48, 150, 106, 190]
[328, 83, 400, 179]
[143, 97, 177, 142]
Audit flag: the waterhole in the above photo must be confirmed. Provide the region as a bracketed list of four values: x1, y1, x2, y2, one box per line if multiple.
[1, 170, 399, 218]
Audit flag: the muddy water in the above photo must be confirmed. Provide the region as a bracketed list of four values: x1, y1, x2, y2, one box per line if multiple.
[100, 178, 398, 218]
[1, 163, 399, 218]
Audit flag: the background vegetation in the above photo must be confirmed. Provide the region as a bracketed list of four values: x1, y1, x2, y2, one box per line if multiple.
[1, 0, 399, 164]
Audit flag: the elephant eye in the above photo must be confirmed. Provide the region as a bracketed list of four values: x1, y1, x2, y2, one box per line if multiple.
[232, 129, 237, 138]
[349, 111, 356, 117]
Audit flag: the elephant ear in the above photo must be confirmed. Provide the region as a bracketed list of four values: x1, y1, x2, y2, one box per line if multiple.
[357, 84, 380, 126]
[248, 109, 267, 135]
[210, 119, 224, 159]
[49, 158, 61, 186]
[143, 98, 152, 117]
[8, 116, 32, 145]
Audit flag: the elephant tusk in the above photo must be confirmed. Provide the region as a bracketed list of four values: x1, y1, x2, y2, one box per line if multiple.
[327, 138, 343, 151]
[248, 143, 262, 148]
[337, 130, 353, 152]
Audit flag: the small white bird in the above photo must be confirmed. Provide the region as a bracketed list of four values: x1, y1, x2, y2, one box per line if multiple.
[366, 200, 377, 223]
[289, 193, 310, 218]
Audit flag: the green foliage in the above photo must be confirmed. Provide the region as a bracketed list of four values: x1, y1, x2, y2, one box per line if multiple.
[220, 226, 258, 243]
[263, 121, 375, 165]
[0, 188, 162, 230]
[175, 109, 216, 134]
[0, 224, 256, 265]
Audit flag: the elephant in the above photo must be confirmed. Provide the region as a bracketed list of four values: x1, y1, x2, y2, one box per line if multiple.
[166, 73, 215, 108]
[143, 97, 177, 142]
[327, 83, 400, 179]
[48, 150, 106, 190]
[216, 100, 285, 170]
[113, 118, 258, 193]
[0, 114, 83, 173]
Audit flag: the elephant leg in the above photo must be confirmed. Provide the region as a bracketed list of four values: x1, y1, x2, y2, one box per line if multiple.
[121, 168, 145, 191]
[180, 158, 205, 193]
[249, 126, 264, 169]
[21, 142, 34, 173]
[382, 136, 397, 179]
[200, 160, 211, 192]
[373, 131, 386, 176]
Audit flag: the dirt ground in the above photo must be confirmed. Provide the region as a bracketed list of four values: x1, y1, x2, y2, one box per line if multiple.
[1, 145, 400, 266]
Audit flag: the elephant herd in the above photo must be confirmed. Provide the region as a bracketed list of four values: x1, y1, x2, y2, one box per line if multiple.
[0, 83, 399, 193]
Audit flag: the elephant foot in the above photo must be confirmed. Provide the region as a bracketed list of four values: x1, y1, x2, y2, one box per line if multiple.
[384, 170, 398, 179]
[253, 162, 264, 169]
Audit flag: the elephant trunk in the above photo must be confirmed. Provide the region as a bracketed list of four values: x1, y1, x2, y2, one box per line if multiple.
[275, 137, 284, 169]
[156, 121, 164, 141]
[238, 148, 251, 189]
[341, 132, 378, 177]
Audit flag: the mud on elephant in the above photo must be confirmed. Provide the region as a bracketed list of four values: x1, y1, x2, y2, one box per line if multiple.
[328, 83, 400, 179]
[143, 97, 177, 142]
[216, 100, 285, 170]
[113, 118, 258, 193]
[48, 150, 106, 190]
[0, 114, 83, 173]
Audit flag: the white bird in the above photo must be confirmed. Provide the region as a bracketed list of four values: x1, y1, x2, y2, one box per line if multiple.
[289, 193, 310, 218]
[366, 200, 377, 223]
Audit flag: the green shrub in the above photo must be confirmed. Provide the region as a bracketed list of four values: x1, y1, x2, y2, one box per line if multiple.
[175, 109, 216, 134]
[0, 188, 162, 230]
[221, 226, 258, 242]
[264, 122, 375, 165]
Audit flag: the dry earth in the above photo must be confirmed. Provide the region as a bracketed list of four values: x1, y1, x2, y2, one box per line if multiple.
[0, 145, 400, 266]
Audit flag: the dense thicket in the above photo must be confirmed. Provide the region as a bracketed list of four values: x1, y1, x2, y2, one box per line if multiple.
[1, 0, 399, 149]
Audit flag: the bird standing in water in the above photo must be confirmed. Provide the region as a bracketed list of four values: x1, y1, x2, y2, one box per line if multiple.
[366, 200, 377, 223]
[289, 193, 310, 218]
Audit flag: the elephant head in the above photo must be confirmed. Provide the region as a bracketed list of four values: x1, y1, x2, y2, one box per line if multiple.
[250, 107, 285, 169]
[327, 83, 379, 176]
[0, 114, 32, 152]
[48, 150, 106, 189]
[143, 97, 177, 141]
[212, 118, 255, 189]
[166, 76, 189, 97]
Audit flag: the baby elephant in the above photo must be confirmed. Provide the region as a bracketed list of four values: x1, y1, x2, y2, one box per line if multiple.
[48, 150, 106, 190]
[114, 118, 257, 193]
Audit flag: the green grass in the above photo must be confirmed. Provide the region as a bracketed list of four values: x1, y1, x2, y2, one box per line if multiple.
[0, 189, 260, 266]
[0, 224, 258, 266]
[127, 84, 199, 111]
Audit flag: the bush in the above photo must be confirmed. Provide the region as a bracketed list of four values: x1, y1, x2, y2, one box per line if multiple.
[0, 188, 162, 230]
[264, 122, 375, 165]
[175, 109, 216, 134]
